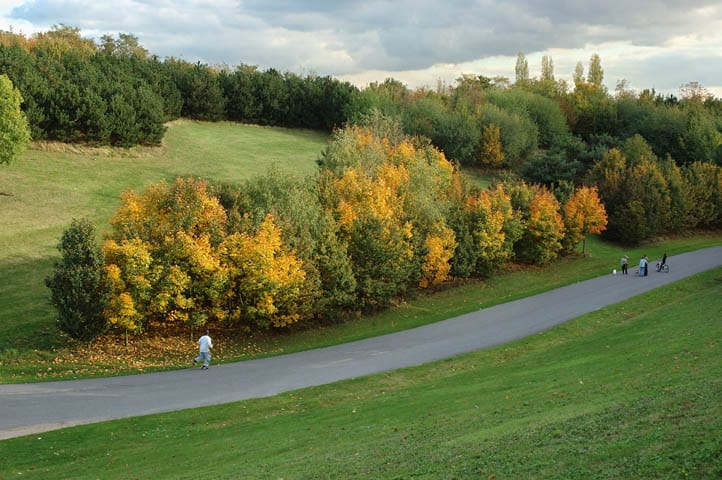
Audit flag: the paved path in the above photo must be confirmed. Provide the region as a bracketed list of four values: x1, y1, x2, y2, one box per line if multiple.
[2, 247, 721, 440]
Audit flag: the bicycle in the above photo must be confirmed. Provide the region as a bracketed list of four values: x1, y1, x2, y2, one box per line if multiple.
[655, 261, 669, 273]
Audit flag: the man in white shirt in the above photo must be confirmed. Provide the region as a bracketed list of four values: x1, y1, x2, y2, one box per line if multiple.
[193, 330, 213, 370]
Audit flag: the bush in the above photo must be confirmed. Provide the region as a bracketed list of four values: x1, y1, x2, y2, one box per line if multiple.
[45, 219, 111, 341]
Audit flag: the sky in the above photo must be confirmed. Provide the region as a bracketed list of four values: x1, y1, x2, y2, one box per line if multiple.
[2, 0, 722, 97]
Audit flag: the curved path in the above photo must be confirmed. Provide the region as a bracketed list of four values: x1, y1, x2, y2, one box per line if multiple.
[2, 247, 721, 440]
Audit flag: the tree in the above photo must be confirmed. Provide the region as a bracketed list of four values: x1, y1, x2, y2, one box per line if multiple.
[419, 223, 456, 288]
[0, 73, 31, 165]
[507, 181, 564, 265]
[515, 52, 529, 86]
[541, 55, 555, 81]
[683, 161, 722, 228]
[464, 184, 520, 276]
[105, 178, 229, 332]
[562, 186, 608, 253]
[479, 123, 505, 168]
[587, 53, 604, 87]
[573, 62, 584, 87]
[45, 219, 111, 341]
[219, 214, 307, 328]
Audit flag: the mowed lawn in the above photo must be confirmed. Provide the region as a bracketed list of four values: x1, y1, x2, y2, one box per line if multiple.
[0, 121, 328, 352]
[1, 268, 720, 479]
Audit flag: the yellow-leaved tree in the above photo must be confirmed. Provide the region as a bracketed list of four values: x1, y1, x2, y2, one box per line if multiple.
[419, 223, 456, 288]
[105, 177, 228, 333]
[219, 213, 307, 329]
[465, 184, 521, 276]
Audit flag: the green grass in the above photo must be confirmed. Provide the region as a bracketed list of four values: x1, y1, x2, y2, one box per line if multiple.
[0, 120, 328, 353]
[2, 268, 720, 479]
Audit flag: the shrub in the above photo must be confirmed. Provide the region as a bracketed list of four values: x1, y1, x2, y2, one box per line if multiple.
[45, 219, 111, 341]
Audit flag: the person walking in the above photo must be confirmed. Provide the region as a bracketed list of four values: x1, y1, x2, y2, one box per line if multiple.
[621, 255, 629, 275]
[193, 330, 213, 370]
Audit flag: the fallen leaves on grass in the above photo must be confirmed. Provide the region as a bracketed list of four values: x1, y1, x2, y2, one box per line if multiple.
[4, 329, 267, 380]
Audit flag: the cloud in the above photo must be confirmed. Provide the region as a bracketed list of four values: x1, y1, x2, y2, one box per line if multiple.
[2, 0, 722, 94]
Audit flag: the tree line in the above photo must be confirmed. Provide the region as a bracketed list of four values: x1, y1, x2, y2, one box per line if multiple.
[0, 26, 356, 146]
[47, 118, 609, 341]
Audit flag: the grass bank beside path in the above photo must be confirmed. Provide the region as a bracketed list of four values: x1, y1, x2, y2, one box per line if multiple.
[0, 121, 327, 372]
[1, 267, 720, 479]
[1, 233, 720, 383]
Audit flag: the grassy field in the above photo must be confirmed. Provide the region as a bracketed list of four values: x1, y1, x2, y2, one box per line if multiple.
[1, 267, 720, 479]
[0, 120, 328, 355]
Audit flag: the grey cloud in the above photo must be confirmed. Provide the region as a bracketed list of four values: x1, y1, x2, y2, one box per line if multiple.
[6, 0, 722, 78]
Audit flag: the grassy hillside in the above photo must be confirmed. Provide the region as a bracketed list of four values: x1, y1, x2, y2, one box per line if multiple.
[0, 121, 328, 352]
[1, 268, 720, 478]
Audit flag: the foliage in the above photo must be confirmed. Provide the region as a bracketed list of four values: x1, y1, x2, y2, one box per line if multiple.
[683, 161, 722, 228]
[463, 184, 521, 275]
[0, 73, 31, 164]
[220, 214, 307, 329]
[104, 178, 228, 331]
[480, 103, 538, 167]
[522, 149, 581, 186]
[561, 186, 608, 253]
[506, 180, 564, 264]
[419, 223, 456, 288]
[479, 123, 504, 168]
[45, 218, 111, 341]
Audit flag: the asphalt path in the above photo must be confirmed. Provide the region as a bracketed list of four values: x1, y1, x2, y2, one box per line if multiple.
[1, 246, 721, 440]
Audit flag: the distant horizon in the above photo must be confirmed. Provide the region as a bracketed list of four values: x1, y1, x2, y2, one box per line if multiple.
[2, 1, 722, 98]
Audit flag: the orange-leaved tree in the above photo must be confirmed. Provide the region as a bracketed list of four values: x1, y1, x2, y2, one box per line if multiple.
[509, 181, 565, 265]
[562, 185, 608, 253]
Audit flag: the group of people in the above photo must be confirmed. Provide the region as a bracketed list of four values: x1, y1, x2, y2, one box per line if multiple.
[620, 253, 667, 276]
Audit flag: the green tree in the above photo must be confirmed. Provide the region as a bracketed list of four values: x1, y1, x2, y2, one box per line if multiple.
[573, 62, 584, 87]
[45, 219, 111, 341]
[541, 55, 555, 81]
[0, 73, 31, 165]
[683, 161, 722, 228]
[515, 52, 529, 86]
[587, 53, 604, 87]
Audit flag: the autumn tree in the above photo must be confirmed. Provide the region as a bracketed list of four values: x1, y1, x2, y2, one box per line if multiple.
[506, 180, 564, 265]
[105, 178, 228, 332]
[479, 123, 505, 168]
[318, 124, 460, 307]
[219, 213, 307, 329]
[462, 184, 521, 276]
[562, 186, 608, 253]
